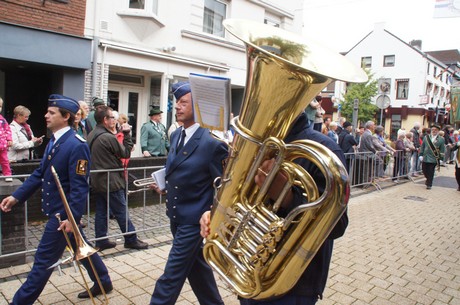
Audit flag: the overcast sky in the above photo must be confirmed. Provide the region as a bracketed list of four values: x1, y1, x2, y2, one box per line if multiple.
[301, 0, 460, 53]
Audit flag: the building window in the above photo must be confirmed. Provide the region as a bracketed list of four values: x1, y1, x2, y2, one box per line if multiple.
[433, 66, 437, 77]
[383, 55, 395, 67]
[396, 79, 409, 100]
[203, 0, 226, 37]
[129, 0, 158, 14]
[427, 62, 430, 75]
[361, 57, 372, 68]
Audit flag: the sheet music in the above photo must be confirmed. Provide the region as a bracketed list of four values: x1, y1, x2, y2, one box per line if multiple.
[189, 73, 232, 132]
[152, 168, 166, 191]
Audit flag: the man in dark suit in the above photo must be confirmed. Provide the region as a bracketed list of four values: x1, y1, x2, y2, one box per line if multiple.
[150, 82, 227, 305]
[0, 94, 112, 304]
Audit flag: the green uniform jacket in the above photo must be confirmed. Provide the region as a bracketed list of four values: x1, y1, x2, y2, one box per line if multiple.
[140, 121, 170, 156]
[420, 135, 445, 164]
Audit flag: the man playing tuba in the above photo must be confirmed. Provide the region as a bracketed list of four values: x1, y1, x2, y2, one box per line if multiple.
[201, 112, 349, 305]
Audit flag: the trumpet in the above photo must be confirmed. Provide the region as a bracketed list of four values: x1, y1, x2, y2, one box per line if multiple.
[127, 177, 155, 195]
[50, 166, 108, 305]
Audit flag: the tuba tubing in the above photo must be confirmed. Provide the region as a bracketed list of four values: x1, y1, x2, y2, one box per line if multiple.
[203, 19, 367, 300]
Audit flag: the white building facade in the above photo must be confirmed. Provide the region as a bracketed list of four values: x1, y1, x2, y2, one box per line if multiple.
[85, 0, 304, 156]
[337, 23, 457, 139]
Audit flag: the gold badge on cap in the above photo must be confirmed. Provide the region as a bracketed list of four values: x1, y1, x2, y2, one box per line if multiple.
[76, 160, 88, 175]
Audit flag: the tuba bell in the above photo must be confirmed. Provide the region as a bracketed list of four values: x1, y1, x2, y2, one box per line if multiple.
[203, 19, 367, 300]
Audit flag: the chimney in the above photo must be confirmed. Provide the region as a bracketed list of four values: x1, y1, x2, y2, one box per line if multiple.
[410, 40, 422, 50]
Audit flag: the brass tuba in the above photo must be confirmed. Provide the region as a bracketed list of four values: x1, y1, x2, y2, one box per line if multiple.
[203, 19, 367, 300]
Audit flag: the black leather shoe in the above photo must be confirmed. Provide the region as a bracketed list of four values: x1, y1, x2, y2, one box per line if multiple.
[124, 239, 148, 250]
[96, 241, 117, 251]
[77, 282, 113, 299]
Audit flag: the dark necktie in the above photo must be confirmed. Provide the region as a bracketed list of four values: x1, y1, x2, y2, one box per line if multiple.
[176, 129, 186, 153]
[46, 136, 55, 155]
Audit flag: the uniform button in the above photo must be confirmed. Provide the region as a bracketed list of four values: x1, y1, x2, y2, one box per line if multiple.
[46, 214, 49, 216]
[173, 216, 176, 218]
[48, 182, 51, 185]
[41, 189, 44, 192]
[46, 193, 49, 196]
[174, 197, 177, 200]
[165, 190, 168, 194]
[173, 206, 176, 209]
[166, 181, 168, 184]
[41, 199, 43, 202]
[174, 186, 178, 189]
[41, 208, 44, 212]
[165, 199, 168, 203]
[46, 203, 49, 206]
[41, 178, 44, 182]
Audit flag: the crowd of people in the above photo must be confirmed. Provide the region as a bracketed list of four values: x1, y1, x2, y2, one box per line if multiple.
[0, 88, 459, 305]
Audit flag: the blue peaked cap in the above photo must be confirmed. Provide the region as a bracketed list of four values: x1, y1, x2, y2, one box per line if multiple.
[172, 82, 191, 100]
[48, 94, 80, 115]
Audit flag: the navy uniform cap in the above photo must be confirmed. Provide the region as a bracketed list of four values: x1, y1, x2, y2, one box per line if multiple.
[48, 94, 80, 115]
[172, 82, 191, 100]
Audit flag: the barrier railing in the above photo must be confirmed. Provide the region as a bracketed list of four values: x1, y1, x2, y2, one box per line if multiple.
[0, 151, 424, 262]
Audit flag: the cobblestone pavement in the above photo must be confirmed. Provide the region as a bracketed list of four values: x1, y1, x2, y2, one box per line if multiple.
[0, 166, 459, 304]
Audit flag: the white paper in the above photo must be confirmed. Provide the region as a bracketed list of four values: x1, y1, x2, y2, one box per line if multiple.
[189, 73, 232, 132]
[152, 168, 166, 191]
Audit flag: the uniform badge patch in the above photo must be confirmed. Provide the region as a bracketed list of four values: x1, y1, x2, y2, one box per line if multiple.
[76, 160, 88, 175]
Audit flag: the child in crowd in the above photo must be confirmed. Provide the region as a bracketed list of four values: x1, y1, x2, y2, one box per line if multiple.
[0, 98, 13, 181]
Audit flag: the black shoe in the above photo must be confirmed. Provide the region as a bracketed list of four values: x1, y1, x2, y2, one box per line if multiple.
[124, 239, 148, 250]
[426, 186, 432, 190]
[77, 282, 113, 299]
[457, 187, 460, 191]
[96, 241, 117, 251]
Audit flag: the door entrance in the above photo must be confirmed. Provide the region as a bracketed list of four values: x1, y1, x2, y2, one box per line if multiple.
[108, 86, 144, 156]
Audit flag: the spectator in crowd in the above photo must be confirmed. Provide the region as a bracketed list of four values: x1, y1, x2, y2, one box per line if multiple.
[420, 124, 445, 190]
[78, 100, 92, 134]
[313, 96, 325, 132]
[336, 117, 347, 134]
[140, 106, 169, 157]
[305, 95, 322, 130]
[410, 122, 421, 175]
[338, 121, 358, 173]
[149, 81, 227, 305]
[8, 105, 43, 162]
[87, 105, 148, 251]
[200, 111, 349, 305]
[327, 121, 339, 143]
[0, 94, 113, 303]
[373, 125, 395, 177]
[0, 97, 13, 181]
[355, 126, 364, 144]
[392, 130, 410, 182]
[448, 139, 460, 191]
[73, 106, 88, 139]
[86, 97, 105, 131]
[442, 125, 454, 164]
[404, 131, 417, 177]
[321, 117, 331, 135]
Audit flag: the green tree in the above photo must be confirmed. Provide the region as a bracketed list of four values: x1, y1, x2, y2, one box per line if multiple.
[338, 69, 379, 125]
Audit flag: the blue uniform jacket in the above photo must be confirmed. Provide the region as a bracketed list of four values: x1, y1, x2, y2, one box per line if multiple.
[284, 113, 348, 298]
[165, 127, 228, 224]
[12, 129, 90, 222]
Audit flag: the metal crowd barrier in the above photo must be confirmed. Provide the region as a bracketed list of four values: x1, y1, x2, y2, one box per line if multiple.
[1, 151, 424, 262]
[0, 166, 167, 262]
[346, 149, 422, 190]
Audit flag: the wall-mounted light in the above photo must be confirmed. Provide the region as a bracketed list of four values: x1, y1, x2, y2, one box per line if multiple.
[163, 45, 176, 53]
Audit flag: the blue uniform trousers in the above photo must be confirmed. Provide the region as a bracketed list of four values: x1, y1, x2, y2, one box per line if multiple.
[150, 223, 223, 305]
[11, 217, 111, 305]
